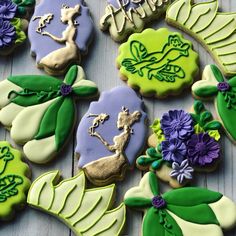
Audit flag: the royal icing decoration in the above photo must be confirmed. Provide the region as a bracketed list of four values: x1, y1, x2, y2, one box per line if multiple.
[117, 28, 199, 98]
[192, 64, 236, 143]
[0, 141, 30, 220]
[100, 0, 171, 42]
[166, 0, 236, 76]
[137, 100, 221, 188]
[124, 172, 236, 236]
[0, 0, 30, 55]
[28, 0, 93, 75]
[27, 170, 126, 236]
[75, 86, 147, 186]
[0, 65, 98, 164]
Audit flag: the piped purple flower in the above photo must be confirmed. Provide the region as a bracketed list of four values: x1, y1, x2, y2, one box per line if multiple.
[161, 110, 194, 140]
[170, 159, 194, 184]
[152, 195, 166, 209]
[0, 19, 15, 48]
[0, 0, 17, 20]
[187, 133, 220, 166]
[161, 138, 186, 164]
[60, 84, 72, 96]
[217, 82, 230, 92]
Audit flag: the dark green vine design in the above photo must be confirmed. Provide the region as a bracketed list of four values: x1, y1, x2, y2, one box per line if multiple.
[190, 100, 221, 131]
[121, 34, 190, 82]
[0, 146, 23, 203]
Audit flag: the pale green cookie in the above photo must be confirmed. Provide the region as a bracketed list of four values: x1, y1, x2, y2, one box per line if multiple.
[0, 141, 31, 220]
[27, 170, 126, 236]
[117, 28, 199, 98]
[166, 0, 236, 76]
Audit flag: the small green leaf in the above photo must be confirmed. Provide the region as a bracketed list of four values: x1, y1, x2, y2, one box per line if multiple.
[203, 121, 222, 131]
[228, 76, 236, 87]
[210, 64, 224, 82]
[190, 113, 199, 124]
[137, 156, 159, 166]
[35, 97, 64, 140]
[193, 100, 204, 114]
[167, 204, 219, 225]
[146, 147, 162, 158]
[124, 197, 152, 208]
[55, 97, 75, 149]
[8, 75, 62, 92]
[149, 172, 159, 196]
[64, 65, 78, 85]
[73, 86, 98, 97]
[200, 111, 212, 124]
[163, 187, 223, 206]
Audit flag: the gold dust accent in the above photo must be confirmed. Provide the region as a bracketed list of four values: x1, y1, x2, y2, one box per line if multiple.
[84, 107, 142, 184]
[34, 4, 81, 72]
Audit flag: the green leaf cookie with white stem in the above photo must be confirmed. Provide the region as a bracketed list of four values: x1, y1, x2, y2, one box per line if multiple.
[27, 170, 126, 236]
[117, 28, 199, 98]
[100, 0, 171, 43]
[166, 0, 236, 76]
[0, 141, 31, 220]
[0, 65, 98, 164]
[124, 172, 236, 236]
[192, 64, 236, 144]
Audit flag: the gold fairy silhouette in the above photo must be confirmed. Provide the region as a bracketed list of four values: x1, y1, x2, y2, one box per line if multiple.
[84, 106, 141, 185]
[34, 4, 81, 74]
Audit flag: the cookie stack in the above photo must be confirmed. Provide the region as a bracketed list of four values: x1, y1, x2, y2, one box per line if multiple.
[0, 0, 236, 236]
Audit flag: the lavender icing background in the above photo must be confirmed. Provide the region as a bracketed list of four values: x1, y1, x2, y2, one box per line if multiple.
[28, 0, 94, 63]
[76, 86, 148, 168]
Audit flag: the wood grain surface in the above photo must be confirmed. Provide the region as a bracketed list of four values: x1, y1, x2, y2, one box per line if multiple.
[0, 0, 236, 235]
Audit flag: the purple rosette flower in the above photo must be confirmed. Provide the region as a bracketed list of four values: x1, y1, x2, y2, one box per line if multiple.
[108, 0, 143, 10]
[60, 84, 72, 96]
[217, 82, 230, 92]
[161, 110, 194, 140]
[170, 159, 194, 184]
[187, 133, 220, 166]
[0, 0, 17, 20]
[0, 19, 16, 48]
[161, 138, 186, 163]
[151, 195, 166, 209]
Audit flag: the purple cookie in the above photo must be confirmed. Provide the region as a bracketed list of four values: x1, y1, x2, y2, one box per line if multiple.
[75, 86, 148, 186]
[28, 0, 94, 75]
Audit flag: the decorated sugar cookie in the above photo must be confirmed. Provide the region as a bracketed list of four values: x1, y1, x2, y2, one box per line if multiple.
[137, 100, 221, 188]
[28, 0, 94, 75]
[0, 65, 98, 164]
[0, 0, 33, 55]
[100, 0, 171, 42]
[117, 28, 199, 98]
[124, 172, 236, 236]
[192, 64, 236, 144]
[166, 0, 236, 76]
[0, 141, 30, 220]
[27, 170, 126, 236]
[75, 86, 148, 186]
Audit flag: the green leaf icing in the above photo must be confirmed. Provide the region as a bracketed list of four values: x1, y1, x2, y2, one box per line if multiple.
[0, 66, 98, 164]
[0, 141, 30, 220]
[192, 64, 236, 142]
[27, 171, 126, 236]
[166, 0, 236, 76]
[124, 172, 236, 236]
[10, 18, 26, 44]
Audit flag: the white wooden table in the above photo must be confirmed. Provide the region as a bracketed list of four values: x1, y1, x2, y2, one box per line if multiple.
[0, 0, 236, 235]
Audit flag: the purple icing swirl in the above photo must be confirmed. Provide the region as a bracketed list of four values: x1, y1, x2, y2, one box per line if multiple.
[0, 19, 16, 48]
[108, 0, 143, 10]
[60, 83, 72, 96]
[152, 195, 166, 209]
[0, 0, 17, 20]
[217, 82, 230, 92]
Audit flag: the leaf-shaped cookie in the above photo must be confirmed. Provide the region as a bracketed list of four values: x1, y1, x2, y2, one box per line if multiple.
[192, 64, 236, 143]
[0, 65, 98, 164]
[27, 170, 126, 236]
[124, 172, 236, 236]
